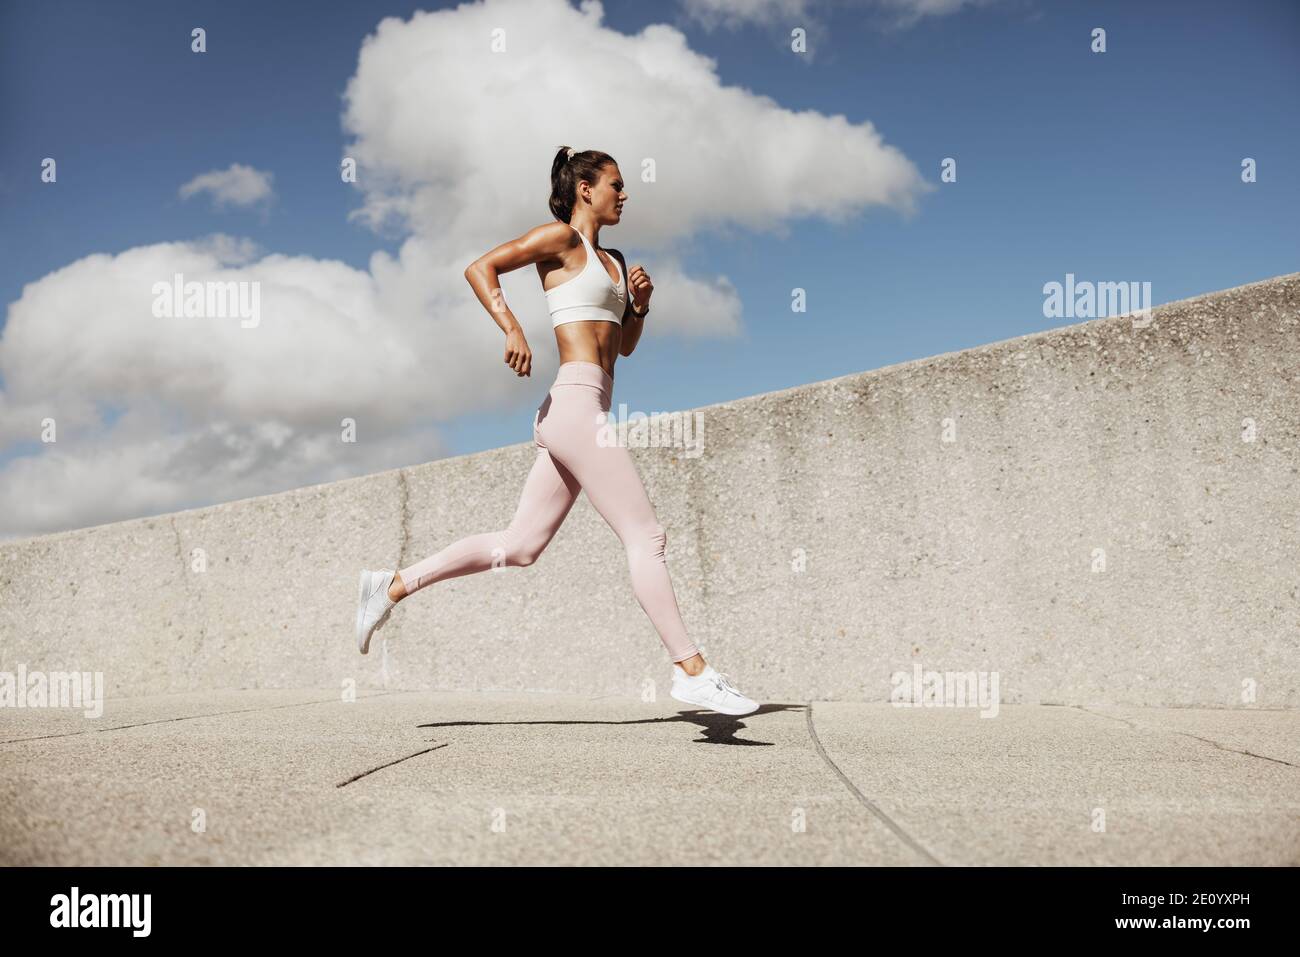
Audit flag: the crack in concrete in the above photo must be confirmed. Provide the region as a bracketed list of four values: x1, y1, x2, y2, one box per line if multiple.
[0, 691, 408, 745]
[1170, 731, 1299, 769]
[804, 702, 943, 865]
[396, 469, 412, 572]
[1071, 705, 1299, 769]
[336, 741, 449, 787]
[381, 469, 415, 670]
[1067, 705, 1141, 731]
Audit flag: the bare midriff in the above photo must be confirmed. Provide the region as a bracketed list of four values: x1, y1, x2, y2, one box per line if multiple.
[555, 321, 620, 379]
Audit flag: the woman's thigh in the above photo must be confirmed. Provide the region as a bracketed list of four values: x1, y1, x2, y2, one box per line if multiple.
[538, 385, 661, 538]
[506, 426, 581, 561]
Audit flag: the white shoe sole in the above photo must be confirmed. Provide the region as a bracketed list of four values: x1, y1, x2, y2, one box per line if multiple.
[355, 570, 370, 653]
[670, 685, 759, 716]
[356, 569, 390, 655]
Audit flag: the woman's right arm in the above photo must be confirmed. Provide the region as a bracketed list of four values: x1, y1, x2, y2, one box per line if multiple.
[464, 222, 571, 378]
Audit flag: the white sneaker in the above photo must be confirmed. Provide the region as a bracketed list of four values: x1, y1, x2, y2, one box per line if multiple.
[355, 568, 397, 654]
[670, 663, 759, 716]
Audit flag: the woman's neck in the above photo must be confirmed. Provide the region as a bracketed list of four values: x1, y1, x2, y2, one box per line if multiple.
[569, 216, 600, 246]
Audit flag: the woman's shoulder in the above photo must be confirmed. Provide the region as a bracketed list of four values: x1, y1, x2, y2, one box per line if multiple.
[527, 220, 576, 240]
[517, 221, 580, 261]
[543, 220, 582, 249]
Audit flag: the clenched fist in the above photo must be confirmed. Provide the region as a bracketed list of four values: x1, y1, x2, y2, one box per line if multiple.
[504, 327, 532, 377]
[627, 264, 653, 313]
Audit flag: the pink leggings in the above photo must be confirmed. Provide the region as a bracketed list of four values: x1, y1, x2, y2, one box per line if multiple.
[396, 361, 700, 663]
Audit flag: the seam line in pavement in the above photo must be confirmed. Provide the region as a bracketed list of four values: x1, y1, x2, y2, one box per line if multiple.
[805, 702, 943, 866]
[337, 742, 450, 787]
[1071, 706, 1299, 769]
[0, 690, 412, 745]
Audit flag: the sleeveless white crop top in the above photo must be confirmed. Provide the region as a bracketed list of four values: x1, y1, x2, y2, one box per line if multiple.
[545, 224, 627, 327]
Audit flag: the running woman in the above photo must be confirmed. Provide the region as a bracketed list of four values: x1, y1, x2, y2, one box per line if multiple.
[354, 146, 758, 716]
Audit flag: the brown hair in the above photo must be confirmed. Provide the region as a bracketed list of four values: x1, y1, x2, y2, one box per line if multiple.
[548, 146, 616, 223]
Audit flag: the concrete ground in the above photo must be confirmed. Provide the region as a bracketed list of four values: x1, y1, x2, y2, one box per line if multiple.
[0, 689, 1296, 866]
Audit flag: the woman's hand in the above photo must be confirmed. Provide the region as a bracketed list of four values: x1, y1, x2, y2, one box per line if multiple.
[628, 265, 653, 314]
[504, 327, 532, 377]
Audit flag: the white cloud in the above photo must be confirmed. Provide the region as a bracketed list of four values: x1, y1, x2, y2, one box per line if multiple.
[0, 235, 452, 538]
[0, 0, 932, 540]
[178, 162, 275, 209]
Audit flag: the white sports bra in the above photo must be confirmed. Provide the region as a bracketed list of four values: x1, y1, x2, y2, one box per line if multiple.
[545, 224, 627, 327]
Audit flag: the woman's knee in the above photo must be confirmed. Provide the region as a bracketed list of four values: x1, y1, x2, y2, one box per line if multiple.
[512, 545, 542, 567]
[501, 532, 550, 567]
[626, 521, 667, 561]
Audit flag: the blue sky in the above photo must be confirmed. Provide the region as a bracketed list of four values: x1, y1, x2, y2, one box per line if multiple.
[0, 0, 1297, 538]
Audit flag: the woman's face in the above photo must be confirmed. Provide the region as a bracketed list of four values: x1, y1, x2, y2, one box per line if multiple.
[582, 164, 626, 224]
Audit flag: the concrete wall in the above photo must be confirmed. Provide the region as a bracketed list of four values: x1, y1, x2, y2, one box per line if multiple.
[3, 273, 1298, 707]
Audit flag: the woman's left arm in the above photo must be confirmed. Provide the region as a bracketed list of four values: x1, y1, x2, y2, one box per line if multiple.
[613, 250, 651, 356]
